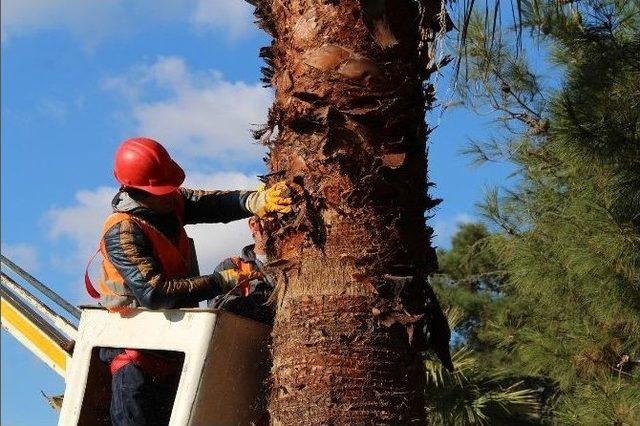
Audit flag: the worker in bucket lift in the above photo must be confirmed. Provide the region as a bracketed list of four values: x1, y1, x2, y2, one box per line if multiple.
[209, 215, 275, 325]
[85, 137, 292, 426]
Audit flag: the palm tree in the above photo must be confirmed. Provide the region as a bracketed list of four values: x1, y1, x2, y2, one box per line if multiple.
[246, 0, 450, 423]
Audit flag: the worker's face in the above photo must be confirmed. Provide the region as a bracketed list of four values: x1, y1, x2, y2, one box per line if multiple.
[248, 217, 265, 245]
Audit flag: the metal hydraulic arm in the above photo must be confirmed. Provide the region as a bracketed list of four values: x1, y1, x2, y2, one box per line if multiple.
[1, 256, 77, 378]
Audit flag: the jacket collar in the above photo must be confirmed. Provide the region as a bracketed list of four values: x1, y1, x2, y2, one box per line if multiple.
[112, 190, 148, 214]
[112, 189, 177, 215]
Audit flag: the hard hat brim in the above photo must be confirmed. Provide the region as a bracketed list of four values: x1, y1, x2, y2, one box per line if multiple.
[131, 184, 182, 196]
[122, 160, 185, 195]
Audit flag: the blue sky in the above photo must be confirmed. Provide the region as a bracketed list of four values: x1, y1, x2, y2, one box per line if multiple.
[1, 2, 515, 424]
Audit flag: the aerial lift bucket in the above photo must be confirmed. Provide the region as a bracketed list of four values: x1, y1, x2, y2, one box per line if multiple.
[1, 255, 272, 425]
[59, 307, 271, 426]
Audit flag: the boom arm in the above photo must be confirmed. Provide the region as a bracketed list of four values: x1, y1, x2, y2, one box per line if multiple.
[0, 257, 77, 379]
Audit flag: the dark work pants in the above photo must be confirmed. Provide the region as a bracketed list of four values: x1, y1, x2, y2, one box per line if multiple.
[100, 349, 176, 426]
[111, 363, 148, 425]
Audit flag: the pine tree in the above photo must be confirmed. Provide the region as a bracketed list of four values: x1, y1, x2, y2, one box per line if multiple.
[428, 223, 553, 424]
[458, 1, 640, 423]
[434, 223, 507, 359]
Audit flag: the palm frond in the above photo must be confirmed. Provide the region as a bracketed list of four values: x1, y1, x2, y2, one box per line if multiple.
[425, 343, 542, 423]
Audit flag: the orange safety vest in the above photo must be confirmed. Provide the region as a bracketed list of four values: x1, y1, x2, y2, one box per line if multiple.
[85, 194, 194, 312]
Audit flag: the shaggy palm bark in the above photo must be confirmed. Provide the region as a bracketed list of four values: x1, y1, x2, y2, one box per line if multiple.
[252, 0, 445, 423]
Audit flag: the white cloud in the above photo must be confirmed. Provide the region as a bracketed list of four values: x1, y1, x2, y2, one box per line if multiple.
[186, 220, 253, 275]
[191, 0, 254, 40]
[1, 0, 256, 47]
[46, 186, 116, 267]
[432, 213, 475, 248]
[185, 170, 258, 190]
[184, 171, 259, 273]
[2, 0, 134, 48]
[1, 243, 40, 273]
[103, 56, 272, 163]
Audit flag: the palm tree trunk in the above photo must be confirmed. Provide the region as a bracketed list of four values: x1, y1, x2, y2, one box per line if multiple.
[253, 0, 444, 423]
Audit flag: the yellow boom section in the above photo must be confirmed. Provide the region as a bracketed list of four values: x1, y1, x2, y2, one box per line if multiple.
[1, 289, 72, 378]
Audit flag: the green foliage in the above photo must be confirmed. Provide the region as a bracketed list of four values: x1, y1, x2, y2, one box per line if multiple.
[424, 307, 544, 425]
[455, 1, 640, 423]
[434, 223, 505, 351]
[426, 224, 553, 424]
[438, 223, 502, 282]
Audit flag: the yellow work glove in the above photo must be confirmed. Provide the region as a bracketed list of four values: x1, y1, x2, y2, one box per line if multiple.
[245, 181, 293, 218]
[217, 268, 256, 289]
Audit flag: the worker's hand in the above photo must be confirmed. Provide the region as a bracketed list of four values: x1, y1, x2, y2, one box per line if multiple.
[246, 181, 293, 218]
[217, 268, 258, 288]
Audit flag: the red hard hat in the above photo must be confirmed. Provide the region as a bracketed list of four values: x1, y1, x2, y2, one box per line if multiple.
[113, 138, 185, 195]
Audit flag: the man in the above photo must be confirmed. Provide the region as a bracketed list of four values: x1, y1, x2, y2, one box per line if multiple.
[209, 216, 275, 324]
[87, 137, 291, 425]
